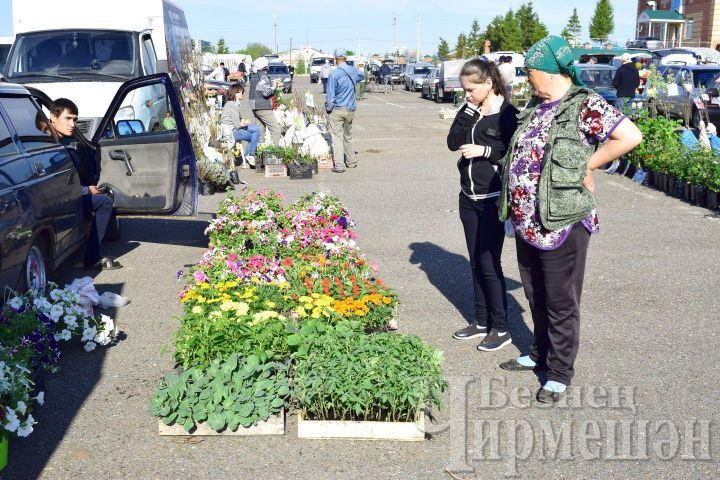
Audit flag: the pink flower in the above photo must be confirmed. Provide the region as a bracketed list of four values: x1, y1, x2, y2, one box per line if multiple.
[193, 270, 207, 283]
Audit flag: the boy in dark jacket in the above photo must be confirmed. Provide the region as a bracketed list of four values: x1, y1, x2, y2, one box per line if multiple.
[612, 53, 640, 111]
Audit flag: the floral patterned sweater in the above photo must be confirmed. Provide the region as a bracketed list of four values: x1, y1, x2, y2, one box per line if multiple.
[508, 93, 623, 250]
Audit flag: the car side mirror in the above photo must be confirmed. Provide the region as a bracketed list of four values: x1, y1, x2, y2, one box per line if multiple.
[116, 119, 145, 135]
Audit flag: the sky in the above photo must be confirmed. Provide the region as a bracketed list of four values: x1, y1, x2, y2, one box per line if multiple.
[0, 0, 639, 56]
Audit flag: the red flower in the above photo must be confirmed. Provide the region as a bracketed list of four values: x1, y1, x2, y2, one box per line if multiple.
[283, 257, 293, 267]
[525, 227, 537, 242]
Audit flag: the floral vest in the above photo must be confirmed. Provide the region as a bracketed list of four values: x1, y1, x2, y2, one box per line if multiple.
[499, 86, 598, 231]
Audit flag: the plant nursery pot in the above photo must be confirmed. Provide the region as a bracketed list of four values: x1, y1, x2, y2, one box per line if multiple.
[200, 182, 215, 196]
[666, 175, 676, 195]
[288, 163, 313, 179]
[311, 161, 319, 174]
[261, 152, 284, 165]
[616, 158, 628, 175]
[654, 172, 664, 191]
[694, 186, 708, 208]
[158, 408, 285, 436]
[708, 190, 720, 210]
[645, 170, 655, 187]
[228, 171, 241, 185]
[0, 435, 8, 471]
[624, 163, 637, 178]
[296, 410, 426, 441]
[674, 181, 684, 199]
[683, 182, 692, 203]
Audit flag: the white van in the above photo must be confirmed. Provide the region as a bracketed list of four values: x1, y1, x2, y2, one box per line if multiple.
[309, 54, 334, 83]
[3, 0, 192, 137]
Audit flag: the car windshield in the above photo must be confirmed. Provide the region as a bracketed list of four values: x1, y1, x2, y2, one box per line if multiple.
[0, 44, 10, 72]
[691, 70, 720, 87]
[268, 65, 289, 74]
[312, 58, 333, 66]
[414, 67, 432, 75]
[4, 30, 137, 80]
[579, 68, 615, 88]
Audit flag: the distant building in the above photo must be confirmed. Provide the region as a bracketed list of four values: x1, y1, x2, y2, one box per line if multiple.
[194, 39, 211, 53]
[635, 0, 719, 48]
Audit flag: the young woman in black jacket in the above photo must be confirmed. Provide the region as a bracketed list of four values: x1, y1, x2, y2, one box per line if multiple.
[447, 59, 519, 351]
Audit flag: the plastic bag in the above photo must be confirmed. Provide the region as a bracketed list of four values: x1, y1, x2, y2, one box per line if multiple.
[98, 292, 130, 308]
[66, 277, 100, 306]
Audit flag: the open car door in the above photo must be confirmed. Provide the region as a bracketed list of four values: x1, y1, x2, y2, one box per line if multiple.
[92, 73, 197, 216]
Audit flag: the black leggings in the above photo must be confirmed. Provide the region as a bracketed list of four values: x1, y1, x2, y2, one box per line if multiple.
[458, 193, 507, 330]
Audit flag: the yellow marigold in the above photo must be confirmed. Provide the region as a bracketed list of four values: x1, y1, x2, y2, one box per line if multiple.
[299, 295, 313, 303]
[265, 301, 276, 309]
[382, 296, 392, 304]
[225, 281, 238, 288]
[199, 282, 210, 291]
[295, 306, 308, 317]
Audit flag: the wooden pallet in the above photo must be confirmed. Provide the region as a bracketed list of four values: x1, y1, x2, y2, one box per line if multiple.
[158, 409, 285, 436]
[264, 164, 287, 178]
[296, 410, 425, 441]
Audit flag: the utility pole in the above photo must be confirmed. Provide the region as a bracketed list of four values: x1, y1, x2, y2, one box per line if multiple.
[290, 37, 292, 66]
[393, 13, 397, 56]
[416, 16, 420, 62]
[273, 14, 278, 54]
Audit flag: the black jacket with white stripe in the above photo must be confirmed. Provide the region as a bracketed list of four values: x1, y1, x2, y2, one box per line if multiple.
[447, 97, 518, 200]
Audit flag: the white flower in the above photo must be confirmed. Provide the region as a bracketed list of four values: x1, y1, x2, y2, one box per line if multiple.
[63, 315, 78, 330]
[48, 304, 64, 322]
[33, 297, 51, 312]
[36, 391, 44, 406]
[83, 342, 96, 352]
[81, 326, 97, 343]
[4, 409, 19, 432]
[49, 289, 63, 301]
[53, 330, 72, 342]
[16, 416, 34, 437]
[8, 297, 23, 310]
[16, 401, 26, 415]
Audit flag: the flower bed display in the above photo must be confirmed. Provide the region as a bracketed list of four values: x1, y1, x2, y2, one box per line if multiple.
[153, 188, 446, 438]
[0, 283, 116, 469]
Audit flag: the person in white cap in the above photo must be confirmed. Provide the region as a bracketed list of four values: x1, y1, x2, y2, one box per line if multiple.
[325, 48, 365, 173]
[612, 53, 640, 111]
[248, 56, 280, 145]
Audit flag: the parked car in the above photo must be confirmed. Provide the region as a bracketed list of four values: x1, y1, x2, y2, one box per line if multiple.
[0, 73, 197, 292]
[267, 62, 292, 93]
[390, 64, 404, 84]
[576, 64, 647, 117]
[309, 55, 333, 83]
[404, 62, 435, 91]
[701, 72, 720, 127]
[627, 36, 664, 50]
[0, 36, 12, 74]
[650, 48, 697, 66]
[420, 68, 439, 99]
[435, 59, 465, 103]
[650, 64, 720, 127]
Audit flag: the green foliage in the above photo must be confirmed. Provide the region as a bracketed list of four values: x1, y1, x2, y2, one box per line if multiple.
[563, 8, 582, 46]
[216, 38, 230, 55]
[151, 353, 290, 432]
[241, 42, 272, 59]
[437, 38, 450, 61]
[589, 0, 614, 42]
[627, 111, 682, 172]
[485, 11, 523, 52]
[292, 331, 447, 422]
[197, 160, 228, 189]
[516, 1, 549, 50]
[295, 61, 306, 75]
[467, 20, 483, 57]
[455, 33, 468, 59]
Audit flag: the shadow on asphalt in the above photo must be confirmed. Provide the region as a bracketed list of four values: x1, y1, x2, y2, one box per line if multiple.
[109, 217, 209, 249]
[3, 282, 126, 479]
[408, 241, 534, 353]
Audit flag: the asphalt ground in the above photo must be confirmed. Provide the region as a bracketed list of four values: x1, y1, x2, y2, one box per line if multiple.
[6, 75, 720, 479]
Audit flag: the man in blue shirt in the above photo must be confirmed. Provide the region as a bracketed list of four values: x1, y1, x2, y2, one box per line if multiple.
[325, 48, 365, 173]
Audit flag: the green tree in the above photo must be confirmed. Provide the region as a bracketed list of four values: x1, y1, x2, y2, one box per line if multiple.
[216, 38, 230, 54]
[516, 1, 548, 50]
[467, 19, 483, 57]
[589, 0, 614, 42]
[563, 8, 582, 47]
[295, 60, 306, 75]
[484, 10, 523, 52]
[438, 37, 450, 61]
[345, 50, 355, 56]
[240, 42, 272, 59]
[455, 33, 468, 59]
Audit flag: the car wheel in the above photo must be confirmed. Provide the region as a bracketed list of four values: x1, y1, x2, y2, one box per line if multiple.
[691, 107, 702, 129]
[21, 240, 48, 292]
[434, 88, 443, 103]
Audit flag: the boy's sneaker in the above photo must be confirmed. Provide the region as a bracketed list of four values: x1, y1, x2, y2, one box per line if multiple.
[452, 322, 488, 340]
[477, 329, 511, 352]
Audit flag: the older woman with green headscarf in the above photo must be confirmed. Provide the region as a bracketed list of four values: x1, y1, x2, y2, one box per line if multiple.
[497, 36, 642, 403]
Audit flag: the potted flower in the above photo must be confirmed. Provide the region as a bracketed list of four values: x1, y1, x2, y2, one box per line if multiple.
[286, 152, 314, 180]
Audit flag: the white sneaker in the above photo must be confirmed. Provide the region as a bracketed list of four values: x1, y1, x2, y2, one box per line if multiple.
[245, 155, 256, 167]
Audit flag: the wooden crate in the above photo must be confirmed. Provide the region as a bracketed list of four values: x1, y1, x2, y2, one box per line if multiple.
[316, 154, 334, 169]
[158, 409, 285, 436]
[296, 410, 425, 441]
[264, 164, 287, 178]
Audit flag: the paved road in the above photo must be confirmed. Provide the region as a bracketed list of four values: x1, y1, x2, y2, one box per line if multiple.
[7, 76, 720, 479]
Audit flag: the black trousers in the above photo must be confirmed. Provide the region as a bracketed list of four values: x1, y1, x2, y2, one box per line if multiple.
[82, 193, 113, 267]
[515, 224, 590, 386]
[458, 193, 507, 331]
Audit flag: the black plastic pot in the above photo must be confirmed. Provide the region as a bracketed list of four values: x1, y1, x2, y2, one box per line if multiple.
[667, 175, 677, 195]
[288, 163, 313, 179]
[312, 161, 319, 174]
[255, 157, 264, 173]
[645, 170, 655, 188]
[708, 191, 720, 210]
[683, 182, 692, 203]
[200, 181, 215, 196]
[228, 171, 241, 185]
[616, 158, 628, 175]
[674, 180, 684, 199]
[624, 163, 637, 178]
[694, 186, 708, 208]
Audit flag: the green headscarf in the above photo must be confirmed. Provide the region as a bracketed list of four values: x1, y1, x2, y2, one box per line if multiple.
[525, 35, 584, 87]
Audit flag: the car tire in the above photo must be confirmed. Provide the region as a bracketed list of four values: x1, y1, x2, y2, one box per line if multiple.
[20, 239, 48, 292]
[691, 107, 702, 129]
[104, 211, 121, 242]
[434, 88, 443, 103]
